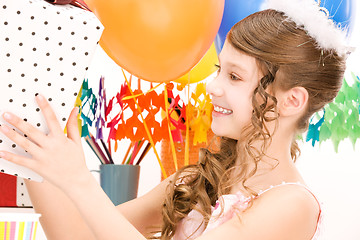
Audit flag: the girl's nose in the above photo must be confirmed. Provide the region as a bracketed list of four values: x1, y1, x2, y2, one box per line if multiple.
[206, 76, 223, 97]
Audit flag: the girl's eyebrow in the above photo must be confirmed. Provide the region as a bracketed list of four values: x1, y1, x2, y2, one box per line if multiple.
[228, 62, 247, 73]
[220, 59, 248, 74]
[218, 54, 249, 74]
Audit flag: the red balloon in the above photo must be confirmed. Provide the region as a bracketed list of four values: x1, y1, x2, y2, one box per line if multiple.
[85, 0, 224, 82]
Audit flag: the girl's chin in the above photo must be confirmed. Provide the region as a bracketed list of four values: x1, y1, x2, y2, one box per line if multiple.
[211, 127, 234, 140]
[211, 124, 241, 140]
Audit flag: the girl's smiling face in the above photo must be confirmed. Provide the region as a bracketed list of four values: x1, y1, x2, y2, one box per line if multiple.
[206, 41, 264, 140]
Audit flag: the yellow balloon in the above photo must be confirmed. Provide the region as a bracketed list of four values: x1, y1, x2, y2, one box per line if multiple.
[174, 43, 218, 84]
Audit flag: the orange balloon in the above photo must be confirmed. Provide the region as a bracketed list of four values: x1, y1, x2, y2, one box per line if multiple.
[174, 43, 219, 84]
[85, 0, 224, 83]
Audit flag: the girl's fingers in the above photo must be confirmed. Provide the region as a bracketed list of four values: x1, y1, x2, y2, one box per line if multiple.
[0, 124, 41, 155]
[66, 107, 81, 144]
[0, 151, 38, 172]
[2, 112, 47, 147]
[35, 95, 63, 136]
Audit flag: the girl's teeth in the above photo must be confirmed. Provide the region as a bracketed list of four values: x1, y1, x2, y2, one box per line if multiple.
[214, 106, 233, 114]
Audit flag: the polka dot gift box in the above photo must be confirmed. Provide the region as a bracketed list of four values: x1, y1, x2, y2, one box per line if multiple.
[0, 173, 32, 207]
[0, 0, 103, 181]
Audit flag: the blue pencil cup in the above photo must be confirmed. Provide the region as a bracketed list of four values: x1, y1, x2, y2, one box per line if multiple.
[99, 164, 140, 206]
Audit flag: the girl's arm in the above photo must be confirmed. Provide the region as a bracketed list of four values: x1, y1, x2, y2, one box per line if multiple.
[25, 180, 97, 240]
[26, 172, 170, 240]
[0, 95, 169, 239]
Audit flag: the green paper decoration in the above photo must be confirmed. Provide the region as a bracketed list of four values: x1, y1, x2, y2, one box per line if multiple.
[306, 73, 360, 152]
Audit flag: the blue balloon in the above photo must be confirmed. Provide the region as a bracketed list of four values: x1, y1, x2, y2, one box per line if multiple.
[214, 0, 266, 54]
[320, 0, 356, 37]
[215, 0, 356, 54]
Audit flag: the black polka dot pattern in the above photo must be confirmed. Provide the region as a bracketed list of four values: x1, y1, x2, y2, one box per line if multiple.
[0, 0, 103, 181]
[17, 178, 33, 207]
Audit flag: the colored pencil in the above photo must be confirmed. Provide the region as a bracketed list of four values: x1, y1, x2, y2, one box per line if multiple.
[122, 141, 133, 164]
[135, 142, 151, 165]
[100, 139, 114, 164]
[90, 135, 110, 164]
[85, 136, 105, 164]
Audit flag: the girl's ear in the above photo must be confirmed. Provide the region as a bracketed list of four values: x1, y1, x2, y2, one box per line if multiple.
[278, 87, 308, 117]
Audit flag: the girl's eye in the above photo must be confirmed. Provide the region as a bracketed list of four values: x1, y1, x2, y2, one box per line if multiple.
[214, 64, 241, 81]
[230, 73, 241, 81]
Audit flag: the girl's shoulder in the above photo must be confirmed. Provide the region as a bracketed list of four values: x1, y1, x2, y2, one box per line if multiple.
[253, 182, 321, 217]
[197, 182, 322, 239]
[255, 182, 321, 212]
[257, 182, 320, 200]
[249, 182, 321, 239]
[228, 182, 321, 214]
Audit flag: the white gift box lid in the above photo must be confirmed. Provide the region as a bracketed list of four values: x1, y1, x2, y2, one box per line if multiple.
[0, 213, 41, 221]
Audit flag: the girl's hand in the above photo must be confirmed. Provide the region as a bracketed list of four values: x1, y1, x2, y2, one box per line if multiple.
[0, 95, 91, 190]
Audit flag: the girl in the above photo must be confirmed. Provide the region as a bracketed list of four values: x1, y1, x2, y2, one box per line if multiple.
[0, 0, 349, 239]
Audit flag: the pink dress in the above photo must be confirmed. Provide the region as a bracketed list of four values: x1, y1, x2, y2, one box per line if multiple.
[173, 182, 322, 240]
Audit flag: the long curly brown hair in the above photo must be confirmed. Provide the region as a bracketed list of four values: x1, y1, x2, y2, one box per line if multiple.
[157, 9, 346, 239]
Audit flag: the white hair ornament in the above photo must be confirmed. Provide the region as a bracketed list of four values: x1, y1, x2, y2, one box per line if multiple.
[266, 0, 352, 57]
